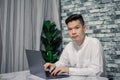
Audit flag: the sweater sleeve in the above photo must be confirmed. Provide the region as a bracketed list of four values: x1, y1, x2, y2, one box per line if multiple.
[55, 44, 70, 67]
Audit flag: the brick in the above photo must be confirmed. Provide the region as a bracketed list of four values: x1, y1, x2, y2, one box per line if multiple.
[101, 37, 112, 42]
[105, 3, 116, 7]
[116, 51, 120, 55]
[75, 11, 80, 14]
[63, 34, 69, 38]
[63, 30, 68, 35]
[113, 0, 120, 2]
[88, 34, 96, 37]
[115, 76, 120, 80]
[99, 8, 109, 12]
[115, 11, 120, 15]
[105, 33, 115, 37]
[70, 8, 78, 12]
[99, 16, 111, 20]
[95, 34, 105, 37]
[89, 9, 100, 13]
[104, 20, 114, 24]
[115, 19, 120, 24]
[87, 22, 95, 25]
[77, 7, 86, 11]
[64, 1, 72, 5]
[63, 27, 67, 30]
[88, 26, 96, 29]
[74, 0, 81, 3]
[61, 23, 66, 26]
[86, 30, 93, 33]
[111, 28, 120, 33]
[87, 21, 103, 25]
[84, 2, 94, 6]
[107, 24, 118, 28]
[69, 9, 73, 12]
[103, 42, 116, 47]
[107, 64, 118, 67]
[115, 59, 120, 64]
[61, 13, 67, 16]
[107, 60, 115, 63]
[61, 20, 65, 24]
[96, 25, 107, 29]
[116, 68, 120, 72]
[102, 0, 112, 3]
[94, 21, 103, 24]
[107, 73, 116, 78]
[93, 29, 101, 33]
[101, 29, 111, 33]
[63, 38, 72, 42]
[116, 33, 120, 37]
[62, 5, 74, 9]
[113, 37, 120, 41]
[116, 15, 120, 19]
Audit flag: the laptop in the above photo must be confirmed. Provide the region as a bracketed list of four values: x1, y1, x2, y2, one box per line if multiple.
[26, 50, 69, 79]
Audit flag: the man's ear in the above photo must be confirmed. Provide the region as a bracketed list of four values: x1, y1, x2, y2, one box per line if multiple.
[83, 25, 86, 32]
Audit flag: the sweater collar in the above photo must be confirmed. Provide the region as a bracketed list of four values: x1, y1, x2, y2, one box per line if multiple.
[73, 36, 89, 51]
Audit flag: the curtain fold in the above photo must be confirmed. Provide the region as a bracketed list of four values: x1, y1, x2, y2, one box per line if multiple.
[44, 0, 61, 30]
[0, 2, 2, 73]
[0, 0, 60, 73]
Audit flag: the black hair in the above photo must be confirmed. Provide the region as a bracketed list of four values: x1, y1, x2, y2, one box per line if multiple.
[65, 14, 85, 26]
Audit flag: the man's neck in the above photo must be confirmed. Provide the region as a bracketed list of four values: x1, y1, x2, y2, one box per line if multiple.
[77, 35, 85, 46]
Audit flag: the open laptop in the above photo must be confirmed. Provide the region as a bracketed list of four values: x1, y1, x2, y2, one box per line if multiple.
[26, 50, 69, 79]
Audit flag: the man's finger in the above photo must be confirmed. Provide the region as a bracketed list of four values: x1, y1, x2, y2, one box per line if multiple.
[51, 68, 60, 76]
[50, 65, 56, 72]
[44, 63, 50, 70]
[57, 70, 62, 75]
[50, 67, 55, 72]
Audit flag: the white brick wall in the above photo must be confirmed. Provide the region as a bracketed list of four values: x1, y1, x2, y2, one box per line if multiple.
[60, 0, 120, 79]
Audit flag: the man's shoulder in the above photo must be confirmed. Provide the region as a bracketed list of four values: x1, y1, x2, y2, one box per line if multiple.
[87, 36, 100, 44]
[63, 41, 74, 50]
[65, 41, 73, 47]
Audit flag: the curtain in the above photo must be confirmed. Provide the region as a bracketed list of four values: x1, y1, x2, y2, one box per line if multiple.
[0, 0, 60, 73]
[44, 0, 61, 29]
[0, 2, 2, 72]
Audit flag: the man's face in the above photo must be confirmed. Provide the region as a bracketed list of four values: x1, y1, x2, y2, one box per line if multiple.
[67, 20, 86, 43]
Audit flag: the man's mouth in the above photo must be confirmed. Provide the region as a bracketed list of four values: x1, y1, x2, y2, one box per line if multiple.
[72, 35, 78, 38]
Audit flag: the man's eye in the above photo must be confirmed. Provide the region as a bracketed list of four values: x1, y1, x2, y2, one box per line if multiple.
[75, 27, 80, 29]
[68, 28, 72, 31]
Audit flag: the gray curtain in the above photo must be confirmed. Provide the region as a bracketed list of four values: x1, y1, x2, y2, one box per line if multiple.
[0, 0, 60, 73]
[0, 2, 2, 72]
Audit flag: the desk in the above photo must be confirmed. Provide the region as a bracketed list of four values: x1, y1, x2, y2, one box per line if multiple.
[0, 70, 108, 80]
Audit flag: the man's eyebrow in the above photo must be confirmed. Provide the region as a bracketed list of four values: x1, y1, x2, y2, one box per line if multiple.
[74, 25, 80, 27]
[68, 25, 79, 28]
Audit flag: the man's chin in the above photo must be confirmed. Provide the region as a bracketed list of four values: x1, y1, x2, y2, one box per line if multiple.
[72, 38, 78, 42]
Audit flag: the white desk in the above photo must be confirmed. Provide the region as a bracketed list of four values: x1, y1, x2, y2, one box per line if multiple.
[0, 70, 108, 80]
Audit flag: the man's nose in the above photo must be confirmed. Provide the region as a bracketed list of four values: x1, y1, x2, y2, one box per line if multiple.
[72, 29, 76, 34]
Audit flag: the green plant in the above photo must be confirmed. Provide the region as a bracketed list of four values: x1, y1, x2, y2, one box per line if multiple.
[40, 20, 62, 63]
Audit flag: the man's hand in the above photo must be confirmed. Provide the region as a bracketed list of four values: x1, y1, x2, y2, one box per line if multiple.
[51, 66, 69, 76]
[44, 63, 56, 72]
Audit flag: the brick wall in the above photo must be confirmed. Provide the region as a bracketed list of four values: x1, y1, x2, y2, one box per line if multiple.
[60, 0, 120, 80]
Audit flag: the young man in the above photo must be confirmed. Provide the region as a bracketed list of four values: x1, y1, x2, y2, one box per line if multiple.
[44, 14, 103, 76]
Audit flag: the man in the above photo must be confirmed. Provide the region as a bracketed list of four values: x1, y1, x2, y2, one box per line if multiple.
[44, 14, 103, 76]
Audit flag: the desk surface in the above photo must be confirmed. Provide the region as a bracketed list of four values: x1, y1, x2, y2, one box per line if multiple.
[0, 70, 108, 80]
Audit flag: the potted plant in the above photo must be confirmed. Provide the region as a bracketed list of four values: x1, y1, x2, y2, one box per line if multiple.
[40, 20, 62, 63]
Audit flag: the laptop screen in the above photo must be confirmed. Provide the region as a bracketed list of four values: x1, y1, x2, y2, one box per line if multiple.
[26, 50, 46, 79]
